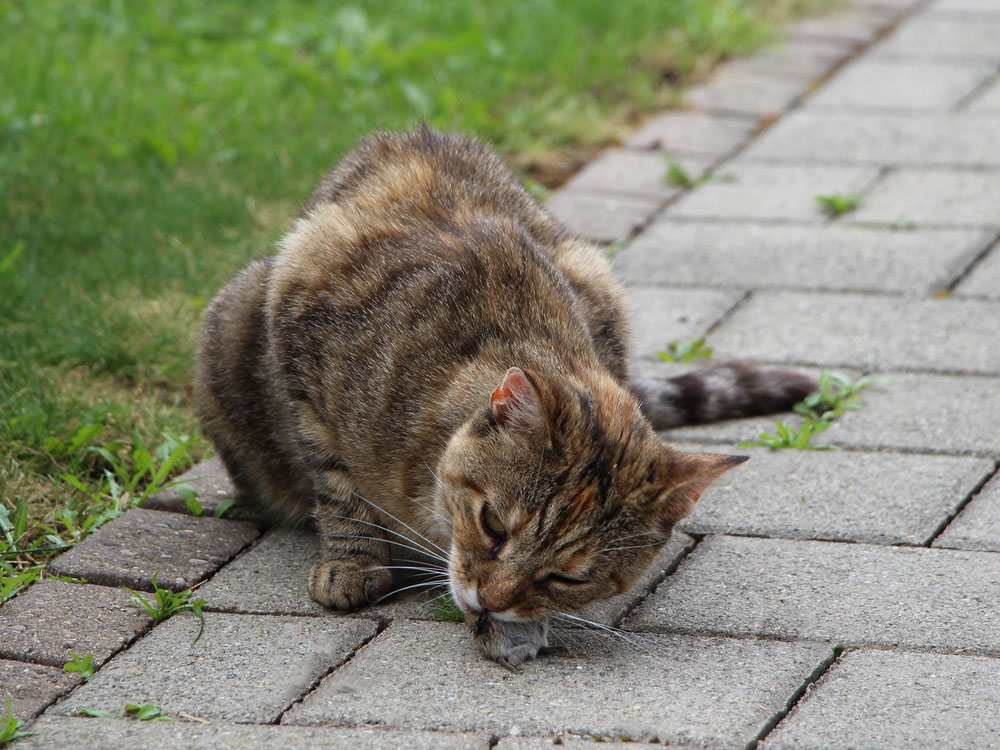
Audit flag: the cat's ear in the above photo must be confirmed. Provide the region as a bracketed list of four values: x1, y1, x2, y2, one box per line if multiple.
[657, 451, 747, 525]
[490, 367, 548, 444]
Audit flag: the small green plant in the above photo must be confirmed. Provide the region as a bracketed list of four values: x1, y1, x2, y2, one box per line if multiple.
[793, 370, 872, 422]
[0, 701, 35, 745]
[656, 336, 714, 363]
[427, 591, 465, 623]
[123, 703, 173, 721]
[79, 703, 173, 721]
[664, 159, 710, 190]
[128, 574, 207, 642]
[62, 652, 95, 681]
[816, 192, 861, 216]
[740, 418, 837, 451]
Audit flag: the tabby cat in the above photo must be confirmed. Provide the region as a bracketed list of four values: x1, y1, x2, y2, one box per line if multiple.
[194, 127, 814, 668]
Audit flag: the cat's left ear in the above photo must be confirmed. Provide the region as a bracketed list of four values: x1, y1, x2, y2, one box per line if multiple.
[657, 451, 747, 525]
[490, 367, 548, 445]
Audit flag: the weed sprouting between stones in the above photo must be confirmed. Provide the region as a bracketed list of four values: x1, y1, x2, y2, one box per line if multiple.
[816, 192, 861, 216]
[128, 574, 207, 642]
[62, 652, 96, 682]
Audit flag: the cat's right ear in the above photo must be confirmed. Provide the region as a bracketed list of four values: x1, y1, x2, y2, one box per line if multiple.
[490, 367, 547, 445]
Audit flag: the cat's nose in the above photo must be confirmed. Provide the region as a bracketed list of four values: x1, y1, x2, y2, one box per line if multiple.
[477, 591, 506, 613]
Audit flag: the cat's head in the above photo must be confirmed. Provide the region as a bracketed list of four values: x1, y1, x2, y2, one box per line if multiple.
[437, 366, 744, 622]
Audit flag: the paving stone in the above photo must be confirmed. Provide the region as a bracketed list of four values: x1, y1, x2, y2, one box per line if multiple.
[872, 15, 1000, 61]
[198, 527, 444, 621]
[0, 580, 151, 668]
[284, 619, 830, 748]
[806, 59, 993, 111]
[47, 508, 260, 592]
[762, 650, 1000, 750]
[736, 37, 856, 81]
[934, 472, 1000, 552]
[956, 240, 1000, 298]
[624, 111, 758, 157]
[968, 77, 1000, 112]
[742, 111, 1000, 167]
[544, 190, 659, 243]
[928, 0, 1000, 13]
[0, 660, 79, 719]
[852, 167, 1000, 227]
[788, 6, 895, 43]
[561, 149, 709, 201]
[54, 612, 377, 723]
[708, 290, 1000, 374]
[625, 287, 741, 361]
[628, 535, 1000, 654]
[672, 443, 993, 545]
[18, 717, 488, 750]
[666, 162, 880, 223]
[687, 65, 809, 116]
[614, 220, 989, 293]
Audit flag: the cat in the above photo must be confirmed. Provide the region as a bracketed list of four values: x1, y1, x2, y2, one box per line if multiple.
[194, 126, 814, 668]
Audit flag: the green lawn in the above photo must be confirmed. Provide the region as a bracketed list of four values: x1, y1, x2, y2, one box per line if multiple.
[0, 0, 825, 588]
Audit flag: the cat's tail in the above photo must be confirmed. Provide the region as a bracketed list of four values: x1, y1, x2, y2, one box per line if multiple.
[630, 363, 817, 430]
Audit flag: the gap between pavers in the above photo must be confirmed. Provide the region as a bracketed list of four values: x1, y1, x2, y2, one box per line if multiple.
[761, 650, 1000, 750]
[47, 507, 260, 592]
[17, 717, 490, 750]
[934, 471, 1000, 552]
[627, 535, 1000, 656]
[52, 612, 378, 724]
[282, 618, 832, 749]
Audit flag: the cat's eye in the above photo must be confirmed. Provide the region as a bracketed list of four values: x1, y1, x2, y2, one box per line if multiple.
[481, 505, 506, 541]
[541, 572, 588, 586]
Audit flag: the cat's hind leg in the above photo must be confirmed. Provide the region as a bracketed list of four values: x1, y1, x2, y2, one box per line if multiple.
[308, 470, 393, 610]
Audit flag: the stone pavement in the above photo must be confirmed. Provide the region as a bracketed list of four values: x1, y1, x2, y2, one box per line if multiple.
[4, 0, 999, 746]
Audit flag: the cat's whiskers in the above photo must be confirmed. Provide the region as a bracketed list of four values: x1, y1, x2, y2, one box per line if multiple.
[351, 491, 450, 558]
[372, 577, 454, 606]
[366, 564, 450, 577]
[599, 541, 662, 553]
[551, 611, 666, 663]
[325, 513, 450, 565]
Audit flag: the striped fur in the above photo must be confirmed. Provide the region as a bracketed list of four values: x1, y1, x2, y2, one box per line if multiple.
[194, 127, 811, 667]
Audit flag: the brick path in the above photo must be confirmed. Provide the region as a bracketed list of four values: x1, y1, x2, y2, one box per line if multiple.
[4, 0, 999, 746]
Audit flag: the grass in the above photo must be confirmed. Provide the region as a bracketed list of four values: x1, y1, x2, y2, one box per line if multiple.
[0, 0, 831, 596]
[816, 192, 862, 216]
[740, 370, 874, 451]
[128, 574, 207, 642]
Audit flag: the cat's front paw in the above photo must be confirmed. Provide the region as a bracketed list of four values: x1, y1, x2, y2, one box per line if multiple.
[469, 613, 566, 670]
[308, 559, 393, 610]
